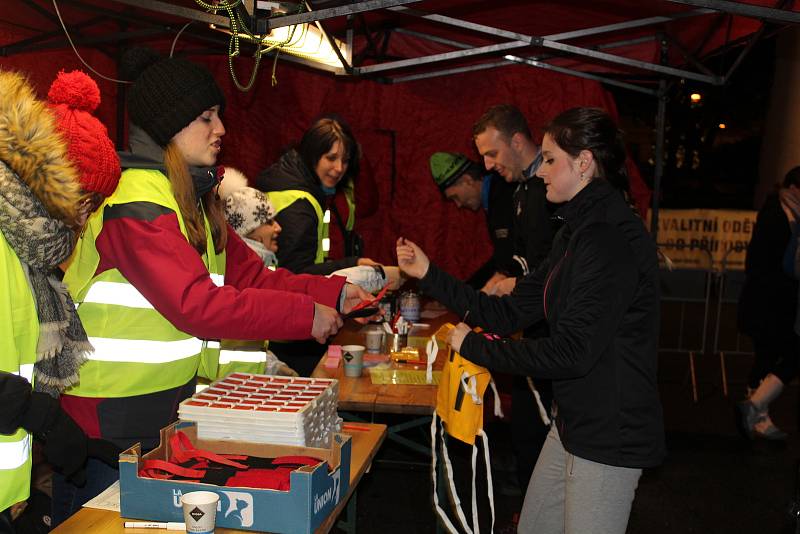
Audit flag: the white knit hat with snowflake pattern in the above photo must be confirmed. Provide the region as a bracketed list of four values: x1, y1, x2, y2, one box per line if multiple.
[220, 167, 275, 237]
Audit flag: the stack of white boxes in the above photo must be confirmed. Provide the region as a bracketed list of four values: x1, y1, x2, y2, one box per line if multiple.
[178, 373, 341, 448]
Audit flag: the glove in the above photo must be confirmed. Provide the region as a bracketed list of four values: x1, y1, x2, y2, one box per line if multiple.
[21, 390, 121, 486]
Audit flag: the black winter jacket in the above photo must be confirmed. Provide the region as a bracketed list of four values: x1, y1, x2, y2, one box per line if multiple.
[421, 179, 665, 468]
[508, 158, 558, 277]
[256, 150, 357, 275]
[467, 174, 517, 288]
[737, 192, 798, 337]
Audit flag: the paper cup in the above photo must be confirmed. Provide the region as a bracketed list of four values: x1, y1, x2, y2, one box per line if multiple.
[181, 491, 219, 534]
[365, 329, 384, 353]
[342, 344, 366, 377]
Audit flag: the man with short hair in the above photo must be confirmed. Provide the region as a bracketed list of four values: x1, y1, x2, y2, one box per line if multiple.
[473, 104, 555, 295]
[471, 104, 557, 511]
[430, 151, 516, 290]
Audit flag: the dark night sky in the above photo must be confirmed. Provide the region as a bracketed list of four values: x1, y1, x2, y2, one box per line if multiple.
[611, 33, 776, 210]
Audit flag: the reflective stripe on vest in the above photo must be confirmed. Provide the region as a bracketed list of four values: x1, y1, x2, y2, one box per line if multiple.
[219, 350, 268, 365]
[87, 337, 205, 363]
[17, 364, 34, 382]
[63, 168, 226, 398]
[200, 341, 269, 379]
[84, 274, 224, 308]
[268, 189, 326, 263]
[0, 434, 30, 470]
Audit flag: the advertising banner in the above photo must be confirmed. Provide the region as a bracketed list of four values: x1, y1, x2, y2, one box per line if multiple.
[650, 209, 756, 271]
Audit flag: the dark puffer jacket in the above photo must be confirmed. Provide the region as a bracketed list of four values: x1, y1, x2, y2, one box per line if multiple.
[256, 149, 357, 275]
[421, 179, 665, 468]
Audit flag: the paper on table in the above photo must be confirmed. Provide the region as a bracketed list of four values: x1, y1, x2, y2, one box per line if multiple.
[82, 480, 120, 512]
[369, 369, 441, 385]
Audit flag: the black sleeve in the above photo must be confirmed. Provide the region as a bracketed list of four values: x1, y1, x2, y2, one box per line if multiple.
[420, 261, 548, 337]
[459, 224, 637, 379]
[274, 199, 324, 273]
[0, 372, 32, 435]
[511, 180, 556, 277]
[487, 180, 517, 275]
[466, 258, 497, 289]
[273, 199, 358, 275]
[0, 372, 60, 437]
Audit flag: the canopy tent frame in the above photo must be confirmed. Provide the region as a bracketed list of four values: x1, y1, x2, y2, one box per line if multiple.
[4, 0, 799, 238]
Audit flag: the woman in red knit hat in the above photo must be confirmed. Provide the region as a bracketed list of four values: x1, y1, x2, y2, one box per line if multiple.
[47, 69, 122, 229]
[0, 68, 121, 531]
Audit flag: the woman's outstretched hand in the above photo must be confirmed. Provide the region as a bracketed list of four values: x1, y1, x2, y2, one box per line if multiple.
[396, 237, 430, 279]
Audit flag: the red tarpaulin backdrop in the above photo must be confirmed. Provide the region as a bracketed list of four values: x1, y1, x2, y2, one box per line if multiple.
[0, 46, 648, 278]
[203, 57, 648, 278]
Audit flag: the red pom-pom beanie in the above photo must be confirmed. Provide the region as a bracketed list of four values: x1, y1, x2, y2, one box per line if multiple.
[48, 70, 121, 198]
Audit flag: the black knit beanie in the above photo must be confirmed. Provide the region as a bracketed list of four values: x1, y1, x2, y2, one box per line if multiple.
[121, 47, 225, 147]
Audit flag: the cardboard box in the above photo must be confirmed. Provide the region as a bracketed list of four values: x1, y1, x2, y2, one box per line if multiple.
[119, 421, 351, 534]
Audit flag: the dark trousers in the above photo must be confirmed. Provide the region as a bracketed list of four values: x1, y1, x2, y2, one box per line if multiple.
[749, 330, 799, 388]
[51, 458, 119, 528]
[269, 339, 327, 377]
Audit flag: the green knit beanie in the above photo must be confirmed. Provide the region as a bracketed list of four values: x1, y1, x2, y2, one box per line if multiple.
[430, 152, 472, 191]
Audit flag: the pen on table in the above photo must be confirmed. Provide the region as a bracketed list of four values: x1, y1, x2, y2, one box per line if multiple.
[123, 522, 186, 530]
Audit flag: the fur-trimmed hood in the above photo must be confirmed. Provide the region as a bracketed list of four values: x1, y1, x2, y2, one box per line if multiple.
[0, 69, 82, 223]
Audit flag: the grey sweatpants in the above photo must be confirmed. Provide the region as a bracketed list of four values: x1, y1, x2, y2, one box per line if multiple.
[518, 426, 642, 534]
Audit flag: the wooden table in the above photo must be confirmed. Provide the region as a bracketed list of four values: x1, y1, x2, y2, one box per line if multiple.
[312, 302, 457, 455]
[313, 304, 456, 415]
[52, 424, 387, 534]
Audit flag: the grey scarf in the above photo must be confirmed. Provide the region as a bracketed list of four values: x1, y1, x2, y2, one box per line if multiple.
[0, 163, 92, 397]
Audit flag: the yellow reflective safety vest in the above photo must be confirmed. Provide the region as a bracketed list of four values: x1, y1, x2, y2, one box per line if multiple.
[268, 189, 327, 263]
[341, 179, 356, 232]
[0, 230, 37, 511]
[198, 339, 269, 380]
[63, 169, 225, 398]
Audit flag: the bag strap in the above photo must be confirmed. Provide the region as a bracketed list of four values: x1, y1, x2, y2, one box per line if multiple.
[139, 459, 205, 480]
[478, 429, 495, 534]
[170, 431, 249, 469]
[431, 413, 463, 534]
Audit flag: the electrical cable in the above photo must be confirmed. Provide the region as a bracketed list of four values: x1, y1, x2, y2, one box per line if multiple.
[51, 0, 132, 84]
[169, 21, 194, 58]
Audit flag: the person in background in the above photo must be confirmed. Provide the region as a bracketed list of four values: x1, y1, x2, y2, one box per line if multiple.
[429, 151, 516, 291]
[217, 167, 298, 378]
[326, 148, 380, 262]
[737, 166, 800, 440]
[255, 116, 378, 275]
[473, 104, 556, 296]
[0, 68, 120, 531]
[255, 116, 383, 376]
[472, 104, 558, 504]
[220, 167, 281, 268]
[398, 107, 665, 534]
[56, 49, 369, 525]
